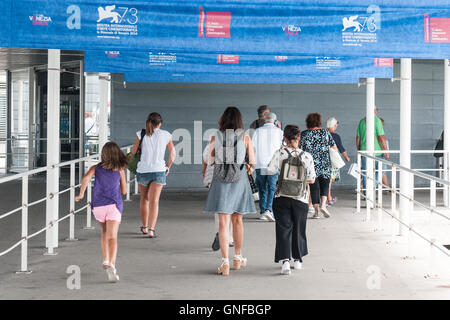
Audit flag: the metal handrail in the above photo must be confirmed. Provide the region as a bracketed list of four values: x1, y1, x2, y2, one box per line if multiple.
[356, 151, 450, 269]
[0, 144, 134, 273]
[363, 153, 450, 186]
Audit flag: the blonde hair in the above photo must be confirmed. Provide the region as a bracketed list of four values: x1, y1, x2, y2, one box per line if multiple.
[145, 112, 162, 136]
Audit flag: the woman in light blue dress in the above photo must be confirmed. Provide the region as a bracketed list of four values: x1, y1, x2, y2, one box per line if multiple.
[204, 106, 257, 275]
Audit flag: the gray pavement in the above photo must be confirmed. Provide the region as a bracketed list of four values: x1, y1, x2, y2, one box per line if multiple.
[1, 180, 450, 299]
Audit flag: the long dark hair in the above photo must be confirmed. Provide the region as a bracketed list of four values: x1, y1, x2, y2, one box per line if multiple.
[145, 112, 162, 136]
[218, 106, 244, 131]
[101, 141, 128, 171]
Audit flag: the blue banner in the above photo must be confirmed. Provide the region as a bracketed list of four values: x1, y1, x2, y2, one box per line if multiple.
[1, 1, 449, 59]
[84, 50, 393, 83]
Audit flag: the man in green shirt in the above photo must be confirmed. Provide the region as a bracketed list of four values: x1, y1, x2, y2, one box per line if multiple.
[356, 107, 389, 190]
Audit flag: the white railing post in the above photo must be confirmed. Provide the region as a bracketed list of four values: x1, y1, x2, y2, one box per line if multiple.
[391, 166, 397, 236]
[399, 58, 412, 236]
[444, 59, 450, 207]
[17, 175, 32, 274]
[134, 173, 139, 195]
[444, 152, 449, 207]
[357, 153, 361, 213]
[66, 163, 78, 241]
[125, 147, 131, 201]
[84, 158, 94, 230]
[45, 49, 60, 256]
[430, 180, 436, 209]
[377, 159, 383, 231]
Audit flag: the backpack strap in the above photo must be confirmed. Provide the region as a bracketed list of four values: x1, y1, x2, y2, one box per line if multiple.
[137, 129, 145, 154]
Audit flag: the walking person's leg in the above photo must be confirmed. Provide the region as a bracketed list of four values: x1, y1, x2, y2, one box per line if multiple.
[291, 201, 308, 269]
[256, 169, 268, 215]
[106, 220, 120, 267]
[310, 178, 320, 218]
[99, 222, 109, 266]
[266, 173, 278, 213]
[212, 214, 220, 251]
[319, 176, 332, 218]
[361, 157, 367, 194]
[229, 222, 234, 246]
[138, 184, 150, 234]
[147, 182, 164, 238]
[231, 213, 246, 269]
[307, 185, 314, 214]
[104, 208, 121, 282]
[273, 197, 293, 275]
[217, 213, 231, 275]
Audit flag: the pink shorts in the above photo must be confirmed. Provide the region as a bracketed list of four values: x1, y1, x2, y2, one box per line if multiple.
[92, 204, 122, 223]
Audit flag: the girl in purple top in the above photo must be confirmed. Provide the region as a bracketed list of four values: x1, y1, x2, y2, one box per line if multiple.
[76, 142, 127, 282]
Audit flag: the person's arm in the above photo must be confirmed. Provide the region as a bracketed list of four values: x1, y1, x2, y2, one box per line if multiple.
[131, 137, 140, 155]
[267, 150, 280, 175]
[342, 151, 350, 162]
[202, 162, 207, 179]
[377, 135, 389, 160]
[209, 136, 215, 160]
[245, 135, 256, 167]
[166, 140, 176, 175]
[305, 154, 316, 184]
[75, 165, 96, 202]
[356, 136, 361, 151]
[327, 131, 338, 151]
[119, 169, 127, 195]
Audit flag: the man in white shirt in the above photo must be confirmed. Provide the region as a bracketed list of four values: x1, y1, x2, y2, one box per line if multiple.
[252, 112, 283, 221]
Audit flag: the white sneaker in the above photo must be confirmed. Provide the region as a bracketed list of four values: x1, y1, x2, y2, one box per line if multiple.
[308, 207, 315, 214]
[106, 265, 120, 282]
[102, 260, 110, 269]
[259, 214, 268, 221]
[293, 260, 302, 270]
[265, 210, 276, 222]
[281, 261, 291, 275]
[312, 211, 320, 219]
[320, 205, 331, 218]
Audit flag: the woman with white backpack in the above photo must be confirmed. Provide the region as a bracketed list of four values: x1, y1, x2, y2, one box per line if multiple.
[267, 125, 316, 275]
[203, 107, 257, 276]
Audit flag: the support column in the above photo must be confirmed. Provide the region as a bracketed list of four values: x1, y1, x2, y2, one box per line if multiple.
[444, 59, 450, 207]
[399, 58, 412, 236]
[98, 73, 109, 152]
[45, 49, 60, 253]
[366, 77, 375, 216]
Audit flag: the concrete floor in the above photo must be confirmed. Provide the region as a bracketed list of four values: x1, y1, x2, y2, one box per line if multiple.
[0, 178, 450, 299]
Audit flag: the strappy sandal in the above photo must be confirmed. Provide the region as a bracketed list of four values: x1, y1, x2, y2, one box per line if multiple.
[217, 260, 230, 276]
[233, 255, 247, 270]
[148, 228, 158, 238]
[140, 226, 149, 235]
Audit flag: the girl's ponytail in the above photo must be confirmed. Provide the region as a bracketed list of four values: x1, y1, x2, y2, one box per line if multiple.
[145, 112, 163, 136]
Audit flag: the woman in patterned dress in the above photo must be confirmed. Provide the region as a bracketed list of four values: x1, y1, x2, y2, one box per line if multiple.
[300, 113, 338, 218]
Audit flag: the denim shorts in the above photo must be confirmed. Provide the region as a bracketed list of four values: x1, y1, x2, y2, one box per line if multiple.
[136, 171, 166, 186]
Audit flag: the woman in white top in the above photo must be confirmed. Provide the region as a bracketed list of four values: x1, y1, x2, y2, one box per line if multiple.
[267, 125, 316, 275]
[131, 112, 176, 238]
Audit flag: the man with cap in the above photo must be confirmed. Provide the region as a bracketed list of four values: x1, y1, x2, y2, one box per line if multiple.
[252, 112, 284, 221]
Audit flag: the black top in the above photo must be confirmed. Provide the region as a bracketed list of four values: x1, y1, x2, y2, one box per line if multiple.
[331, 132, 345, 154]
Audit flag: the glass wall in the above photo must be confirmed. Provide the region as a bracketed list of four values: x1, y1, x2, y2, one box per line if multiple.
[10, 70, 30, 172]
